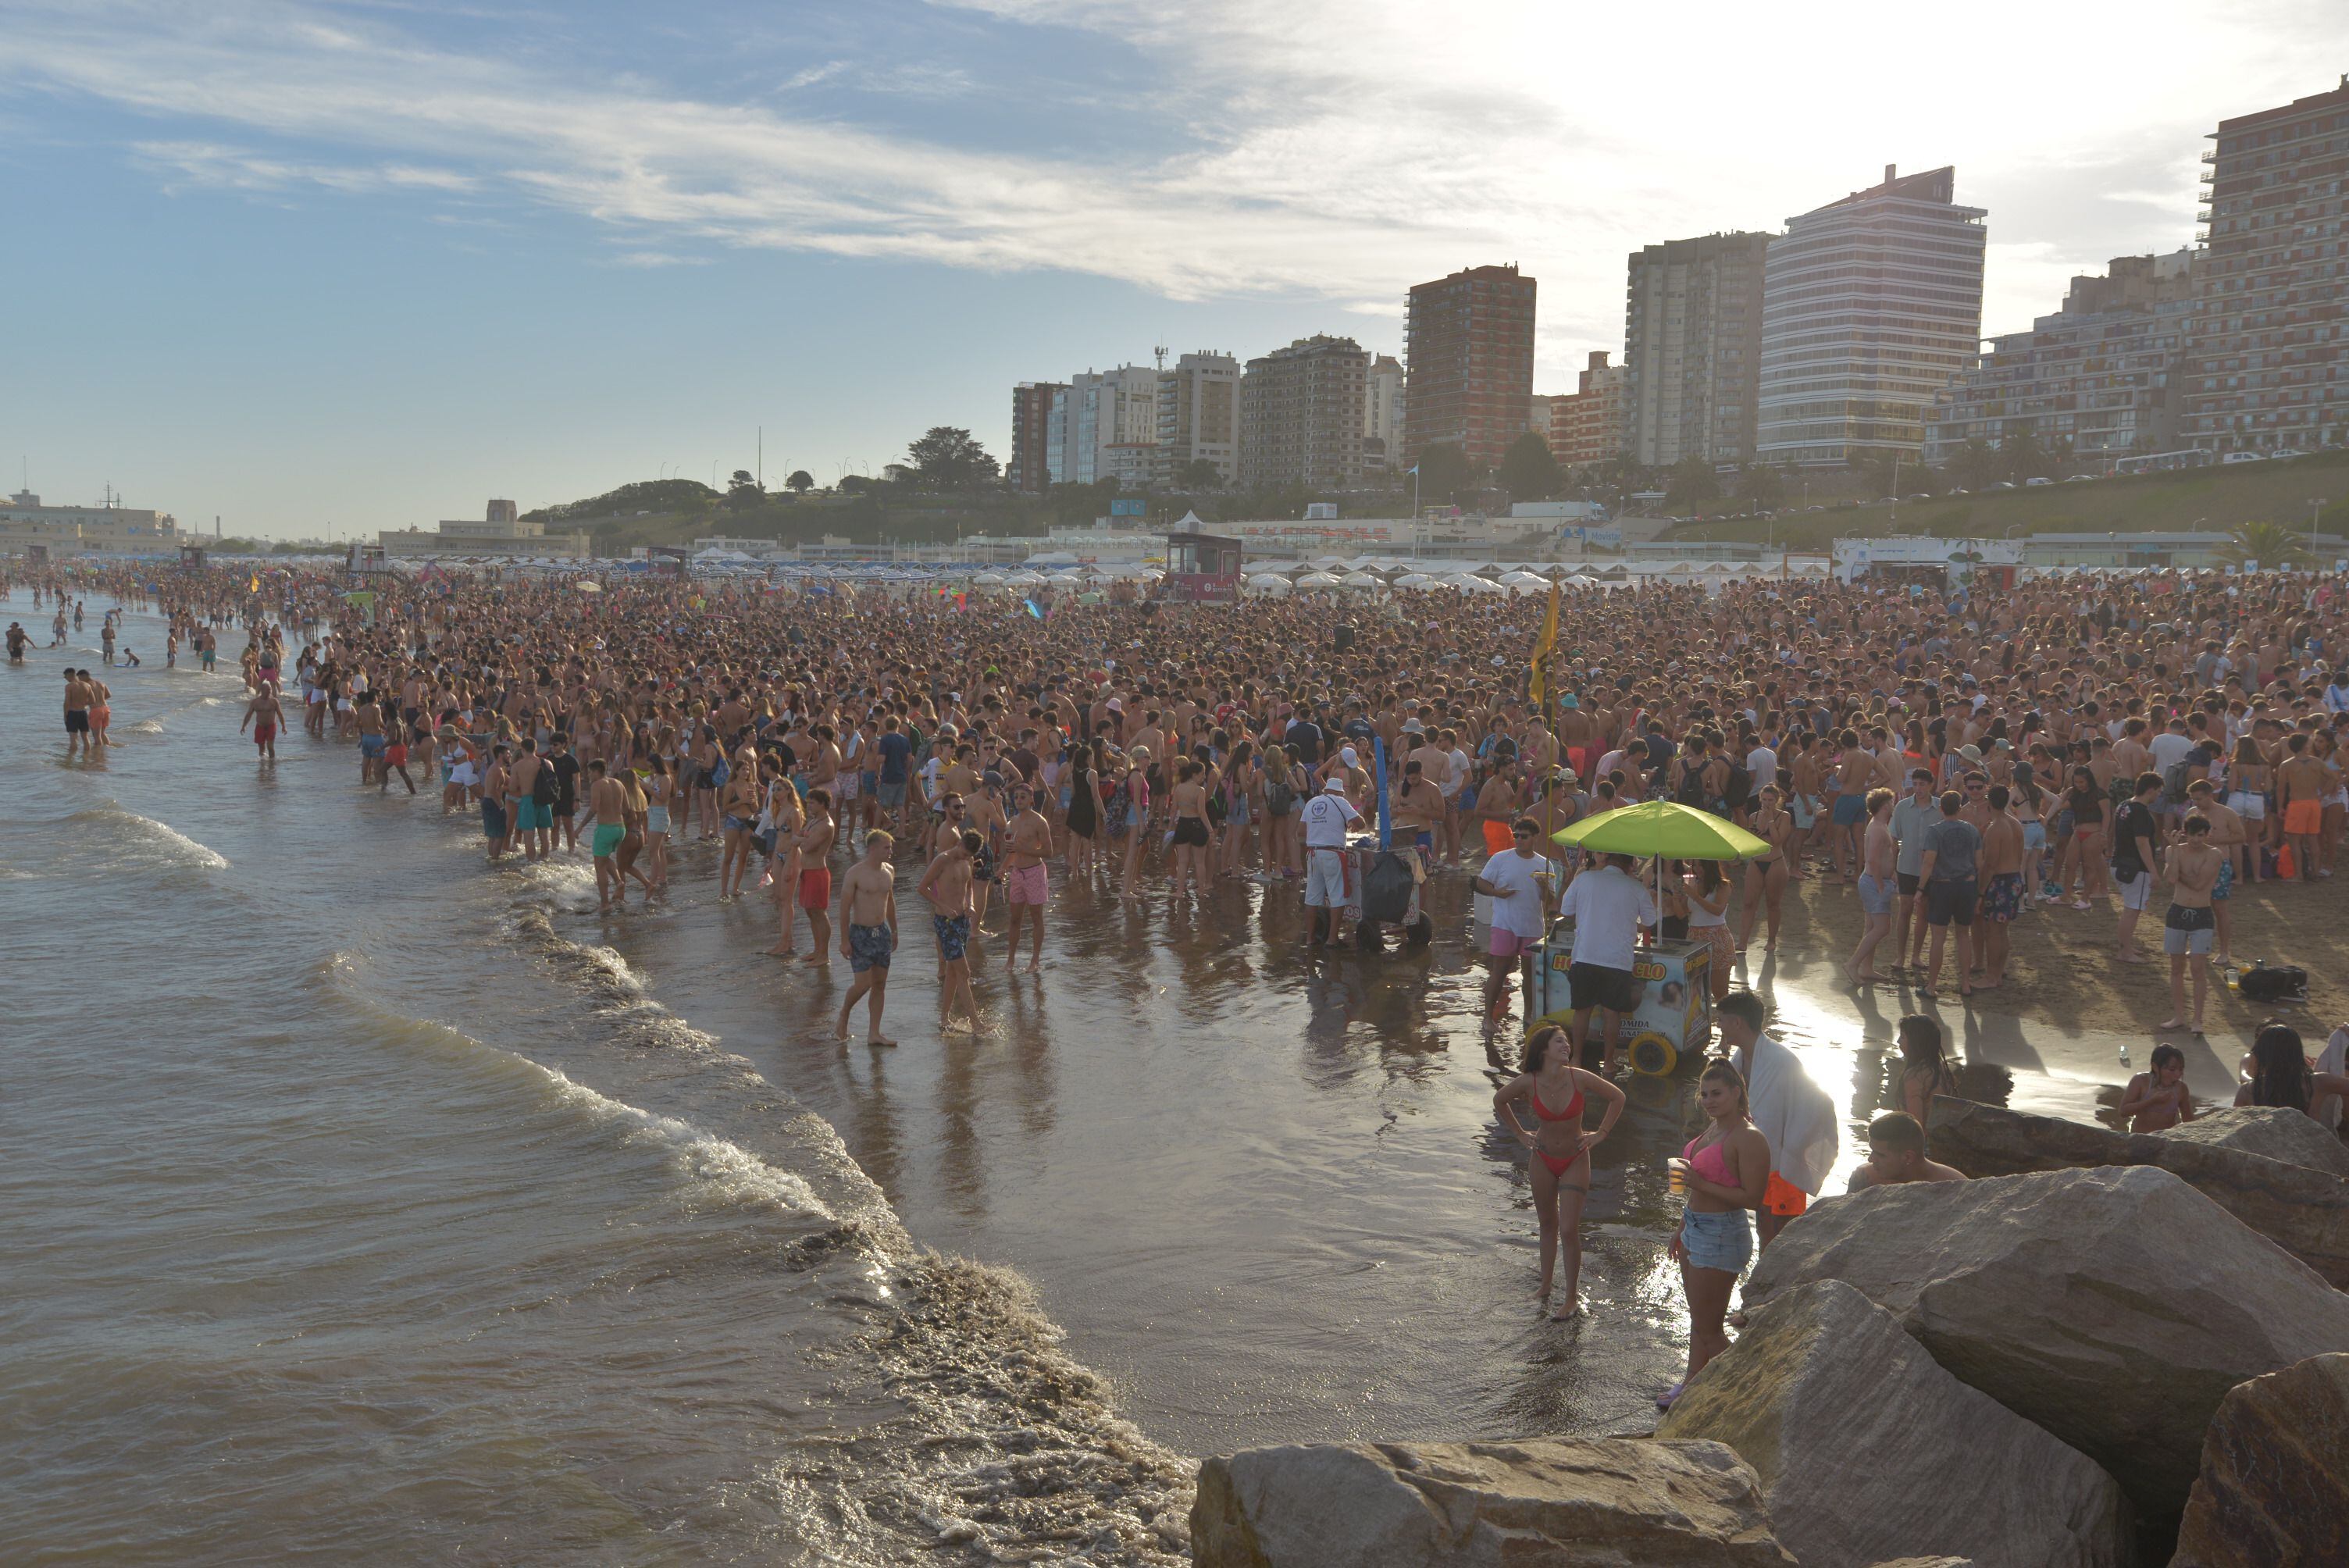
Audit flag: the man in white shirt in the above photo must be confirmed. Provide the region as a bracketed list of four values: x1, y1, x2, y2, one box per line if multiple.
[1552, 851, 1658, 1073]
[1474, 815, 1556, 1030]
[1300, 777, 1363, 946]
[1745, 739, 1778, 796]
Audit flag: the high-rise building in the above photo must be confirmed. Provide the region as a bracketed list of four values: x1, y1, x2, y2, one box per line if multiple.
[1052, 365, 1160, 486]
[1403, 263, 1537, 471]
[1756, 166, 1986, 466]
[1624, 231, 1771, 468]
[2183, 77, 2349, 454]
[1548, 352, 1630, 468]
[1924, 251, 2196, 465]
[1239, 334, 1370, 490]
[1154, 351, 1241, 486]
[1363, 354, 1405, 472]
[1008, 380, 1064, 492]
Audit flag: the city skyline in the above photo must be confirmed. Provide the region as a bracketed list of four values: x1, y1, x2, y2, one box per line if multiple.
[4, 0, 2344, 534]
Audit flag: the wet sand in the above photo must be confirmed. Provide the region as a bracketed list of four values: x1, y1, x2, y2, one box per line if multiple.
[576, 842, 2262, 1463]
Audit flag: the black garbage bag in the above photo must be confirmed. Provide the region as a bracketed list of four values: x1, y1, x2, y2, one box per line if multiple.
[1362, 850, 1415, 926]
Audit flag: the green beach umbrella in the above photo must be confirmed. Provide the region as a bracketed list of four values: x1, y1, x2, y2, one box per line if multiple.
[1552, 798, 1770, 861]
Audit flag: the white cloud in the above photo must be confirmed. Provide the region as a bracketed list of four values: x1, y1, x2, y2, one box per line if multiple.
[603, 249, 708, 269]
[15, 0, 2349, 381]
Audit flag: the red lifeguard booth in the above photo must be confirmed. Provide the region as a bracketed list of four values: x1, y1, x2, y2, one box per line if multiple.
[1162, 522, 1242, 604]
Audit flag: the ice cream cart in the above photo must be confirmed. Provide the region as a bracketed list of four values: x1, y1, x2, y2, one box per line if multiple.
[1523, 918, 1714, 1076]
[1343, 833, 1432, 950]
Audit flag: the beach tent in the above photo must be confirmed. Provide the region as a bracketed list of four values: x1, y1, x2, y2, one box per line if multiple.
[1393, 572, 1444, 590]
[1447, 573, 1506, 594]
[1338, 570, 1385, 590]
[1246, 572, 1295, 596]
[1295, 571, 1342, 589]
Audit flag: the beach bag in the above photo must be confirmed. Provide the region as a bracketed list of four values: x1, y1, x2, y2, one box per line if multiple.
[531, 764, 558, 807]
[2161, 758, 2192, 807]
[1362, 852, 1414, 925]
[1267, 772, 1296, 816]
[2237, 961, 2308, 1004]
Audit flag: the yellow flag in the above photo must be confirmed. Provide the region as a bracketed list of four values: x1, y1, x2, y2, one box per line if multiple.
[249, 574, 260, 593]
[1528, 577, 1560, 710]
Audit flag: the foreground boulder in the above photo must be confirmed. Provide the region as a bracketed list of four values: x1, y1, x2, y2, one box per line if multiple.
[1190, 1438, 1794, 1566]
[2157, 1105, 2349, 1179]
[1657, 1280, 2128, 1566]
[2173, 1352, 2349, 1566]
[1926, 1096, 2349, 1286]
[1743, 1165, 2349, 1524]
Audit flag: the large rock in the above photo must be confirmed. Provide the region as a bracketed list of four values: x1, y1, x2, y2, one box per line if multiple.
[2157, 1105, 2349, 1179]
[2173, 1352, 2349, 1566]
[1742, 1165, 2349, 1525]
[1190, 1437, 1795, 1566]
[1926, 1096, 2349, 1286]
[1656, 1280, 2129, 1566]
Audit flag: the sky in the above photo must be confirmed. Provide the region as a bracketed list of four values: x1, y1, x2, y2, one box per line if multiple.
[3, 0, 2344, 537]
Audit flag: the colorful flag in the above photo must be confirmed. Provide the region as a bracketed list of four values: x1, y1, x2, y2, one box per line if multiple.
[1528, 577, 1560, 710]
[1024, 598, 1044, 620]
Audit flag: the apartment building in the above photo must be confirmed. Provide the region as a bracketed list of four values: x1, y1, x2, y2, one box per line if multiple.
[1239, 334, 1370, 489]
[1756, 165, 1987, 466]
[1046, 365, 1160, 486]
[1403, 263, 1538, 471]
[1153, 351, 1242, 486]
[1007, 381, 1063, 493]
[1624, 231, 1771, 467]
[1548, 352, 1630, 468]
[1924, 251, 2196, 464]
[2182, 77, 2349, 454]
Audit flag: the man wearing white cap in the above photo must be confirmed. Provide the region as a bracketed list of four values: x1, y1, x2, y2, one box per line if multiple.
[1301, 776, 1363, 946]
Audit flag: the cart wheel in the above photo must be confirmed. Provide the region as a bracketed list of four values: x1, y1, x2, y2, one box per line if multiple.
[1405, 914, 1433, 947]
[1625, 1031, 1679, 1078]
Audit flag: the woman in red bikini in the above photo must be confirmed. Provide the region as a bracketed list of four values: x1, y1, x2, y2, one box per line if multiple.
[1494, 1023, 1625, 1320]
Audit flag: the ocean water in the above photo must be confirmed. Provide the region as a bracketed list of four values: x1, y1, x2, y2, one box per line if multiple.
[0, 589, 1189, 1565]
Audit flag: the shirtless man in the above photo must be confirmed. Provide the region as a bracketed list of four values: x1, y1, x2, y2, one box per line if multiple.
[1393, 759, 1450, 868]
[2278, 733, 2329, 882]
[238, 680, 283, 760]
[508, 737, 551, 863]
[2185, 779, 2244, 964]
[480, 745, 513, 861]
[2119, 1042, 2199, 1131]
[795, 789, 838, 966]
[586, 759, 629, 914]
[1828, 729, 1873, 882]
[354, 694, 388, 785]
[964, 772, 1007, 928]
[1846, 1112, 1966, 1190]
[835, 831, 900, 1046]
[2158, 814, 2220, 1035]
[1000, 782, 1051, 975]
[918, 828, 982, 1033]
[1973, 784, 2025, 990]
[62, 668, 93, 758]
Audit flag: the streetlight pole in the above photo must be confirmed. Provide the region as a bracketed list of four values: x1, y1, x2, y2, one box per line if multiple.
[2310, 497, 2327, 565]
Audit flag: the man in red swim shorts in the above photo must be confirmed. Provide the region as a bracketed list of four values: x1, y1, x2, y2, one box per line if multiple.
[241, 681, 285, 760]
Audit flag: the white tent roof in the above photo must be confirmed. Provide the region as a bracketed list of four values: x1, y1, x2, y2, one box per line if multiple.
[971, 571, 1007, 585]
[1296, 571, 1342, 586]
[1338, 570, 1385, 586]
[1246, 572, 1294, 592]
[1448, 573, 1506, 593]
[1393, 572, 1444, 589]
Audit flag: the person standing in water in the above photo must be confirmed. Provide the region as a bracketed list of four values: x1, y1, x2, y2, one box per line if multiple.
[1492, 1023, 1625, 1320]
[794, 789, 837, 967]
[1662, 1059, 1769, 1410]
[240, 680, 285, 761]
[1000, 781, 1051, 975]
[918, 828, 982, 1035]
[835, 832, 899, 1046]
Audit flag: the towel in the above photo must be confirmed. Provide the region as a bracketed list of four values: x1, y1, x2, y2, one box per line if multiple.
[2320, 1028, 2348, 1130]
[1740, 1032, 1839, 1196]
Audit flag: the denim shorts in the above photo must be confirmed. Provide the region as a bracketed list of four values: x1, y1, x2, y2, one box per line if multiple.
[1856, 871, 1895, 917]
[1681, 1207, 1752, 1274]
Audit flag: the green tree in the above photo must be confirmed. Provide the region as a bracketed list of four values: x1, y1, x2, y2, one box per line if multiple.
[1999, 431, 2051, 483]
[1499, 429, 1563, 501]
[1944, 438, 2001, 492]
[1664, 455, 1719, 510]
[906, 426, 1000, 490]
[1736, 465, 1786, 510]
[1174, 458, 1224, 490]
[2215, 520, 2311, 569]
[725, 469, 763, 511]
[1410, 441, 1474, 506]
[786, 469, 814, 494]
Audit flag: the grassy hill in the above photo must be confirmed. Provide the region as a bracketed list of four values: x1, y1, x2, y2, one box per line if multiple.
[1668, 451, 2349, 550]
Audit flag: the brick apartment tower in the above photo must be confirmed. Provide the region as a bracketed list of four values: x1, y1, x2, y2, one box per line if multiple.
[1007, 381, 1064, 493]
[2183, 77, 2349, 454]
[1403, 263, 1537, 473]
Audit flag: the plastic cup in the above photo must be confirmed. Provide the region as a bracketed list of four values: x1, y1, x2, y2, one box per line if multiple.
[1666, 1158, 1688, 1196]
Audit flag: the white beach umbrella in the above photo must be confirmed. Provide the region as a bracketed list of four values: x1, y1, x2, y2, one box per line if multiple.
[1338, 570, 1385, 589]
[1246, 572, 1294, 595]
[1295, 571, 1342, 588]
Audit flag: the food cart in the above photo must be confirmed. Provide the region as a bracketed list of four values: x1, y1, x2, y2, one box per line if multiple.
[1523, 920, 1714, 1076]
[1342, 833, 1431, 950]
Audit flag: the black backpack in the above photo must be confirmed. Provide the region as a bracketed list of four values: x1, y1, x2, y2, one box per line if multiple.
[2237, 961, 2308, 1004]
[531, 762, 558, 807]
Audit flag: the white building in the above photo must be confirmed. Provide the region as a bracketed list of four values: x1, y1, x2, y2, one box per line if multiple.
[1757, 166, 1987, 466]
[1049, 365, 1161, 486]
[379, 498, 590, 558]
[0, 490, 180, 555]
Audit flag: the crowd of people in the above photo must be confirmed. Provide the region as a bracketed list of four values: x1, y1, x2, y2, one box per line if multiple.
[15, 552, 2349, 1395]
